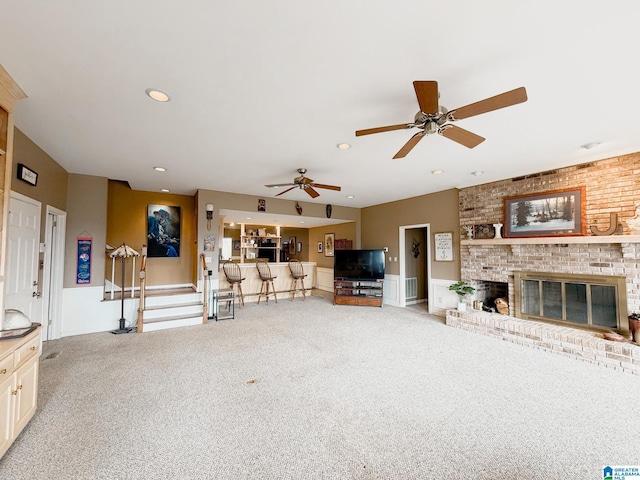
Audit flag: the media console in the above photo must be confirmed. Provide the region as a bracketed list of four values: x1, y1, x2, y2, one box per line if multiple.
[334, 279, 383, 307]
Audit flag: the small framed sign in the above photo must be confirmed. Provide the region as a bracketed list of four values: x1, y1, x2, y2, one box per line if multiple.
[434, 232, 454, 261]
[17, 163, 38, 186]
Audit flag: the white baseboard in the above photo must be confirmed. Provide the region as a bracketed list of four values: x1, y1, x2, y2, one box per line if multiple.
[316, 267, 334, 292]
[430, 278, 459, 316]
[383, 274, 400, 307]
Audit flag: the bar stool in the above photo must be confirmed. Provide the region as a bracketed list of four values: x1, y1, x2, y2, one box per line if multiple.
[222, 260, 245, 306]
[288, 259, 307, 301]
[256, 261, 278, 304]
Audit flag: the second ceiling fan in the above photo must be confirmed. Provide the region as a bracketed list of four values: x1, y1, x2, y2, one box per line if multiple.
[356, 81, 527, 159]
[265, 168, 341, 198]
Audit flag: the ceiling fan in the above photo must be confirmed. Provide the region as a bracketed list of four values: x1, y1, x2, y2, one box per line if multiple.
[356, 81, 527, 159]
[265, 168, 341, 198]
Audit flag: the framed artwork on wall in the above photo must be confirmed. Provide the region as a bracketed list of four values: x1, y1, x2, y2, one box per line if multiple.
[147, 204, 181, 257]
[324, 233, 334, 257]
[17, 163, 38, 186]
[503, 187, 585, 238]
[317, 241, 323, 253]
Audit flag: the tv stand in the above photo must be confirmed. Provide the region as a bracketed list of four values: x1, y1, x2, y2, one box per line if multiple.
[334, 279, 383, 307]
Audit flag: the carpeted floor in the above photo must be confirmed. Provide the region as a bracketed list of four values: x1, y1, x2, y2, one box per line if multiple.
[1, 292, 638, 479]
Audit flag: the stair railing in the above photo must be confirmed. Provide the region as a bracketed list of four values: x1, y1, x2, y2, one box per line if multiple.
[137, 245, 147, 333]
[201, 253, 209, 324]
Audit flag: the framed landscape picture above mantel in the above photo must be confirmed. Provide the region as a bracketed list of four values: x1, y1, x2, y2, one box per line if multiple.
[503, 187, 586, 238]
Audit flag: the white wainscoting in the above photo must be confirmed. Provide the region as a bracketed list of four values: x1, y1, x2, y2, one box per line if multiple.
[430, 278, 459, 316]
[61, 286, 139, 337]
[383, 274, 399, 307]
[316, 267, 334, 292]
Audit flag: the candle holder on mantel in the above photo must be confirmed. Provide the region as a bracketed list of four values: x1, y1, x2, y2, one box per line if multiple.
[493, 223, 503, 239]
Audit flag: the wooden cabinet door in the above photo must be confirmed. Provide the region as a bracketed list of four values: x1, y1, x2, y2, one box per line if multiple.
[0, 373, 15, 458]
[13, 358, 38, 437]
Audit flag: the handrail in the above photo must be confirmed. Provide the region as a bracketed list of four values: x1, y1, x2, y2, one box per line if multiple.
[137, 245, 147, 333]
[200, 253, 209, 324]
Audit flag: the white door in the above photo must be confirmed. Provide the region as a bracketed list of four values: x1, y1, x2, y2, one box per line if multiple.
[6, 193, 41, 323]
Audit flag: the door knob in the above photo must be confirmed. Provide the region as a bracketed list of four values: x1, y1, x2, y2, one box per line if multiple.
[32, 291, 41, 298]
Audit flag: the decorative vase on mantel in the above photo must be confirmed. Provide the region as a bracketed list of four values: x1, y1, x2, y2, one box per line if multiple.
[493, 223, 503, 239]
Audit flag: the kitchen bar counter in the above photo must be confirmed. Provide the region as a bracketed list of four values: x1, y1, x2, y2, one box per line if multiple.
[219, 262, 315, 301]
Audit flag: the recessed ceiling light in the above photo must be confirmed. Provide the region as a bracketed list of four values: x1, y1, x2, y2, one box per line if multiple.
[472, 171, 484, 176]
[431, 170, 444, 175]
[580, 141, 601, 150]
[346, 195, 355, 199]
[160, 188, 170, 192]
[246, 217, 252, 220]
[145, 88, 171, 102]
[154, 166, 167, 172]
[337, 143, 351, 149]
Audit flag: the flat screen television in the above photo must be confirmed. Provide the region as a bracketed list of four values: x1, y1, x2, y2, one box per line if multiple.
[334, 249, 385, 280]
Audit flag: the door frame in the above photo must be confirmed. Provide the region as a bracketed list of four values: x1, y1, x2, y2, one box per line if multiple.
[42, 205, 66, 340]
[398, 223, 431, 311]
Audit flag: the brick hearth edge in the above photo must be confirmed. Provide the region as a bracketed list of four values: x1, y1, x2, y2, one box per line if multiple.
[446, 309, 640, 375]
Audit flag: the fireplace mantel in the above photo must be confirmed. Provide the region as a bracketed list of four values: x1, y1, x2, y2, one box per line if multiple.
[461, 234, 640, 246]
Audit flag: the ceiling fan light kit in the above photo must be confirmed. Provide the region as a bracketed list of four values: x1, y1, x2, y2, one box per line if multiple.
[356, 81, 528, 158]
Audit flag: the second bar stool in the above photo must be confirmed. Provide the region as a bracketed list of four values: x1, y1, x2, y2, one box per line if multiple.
[256, 261, 278, 304]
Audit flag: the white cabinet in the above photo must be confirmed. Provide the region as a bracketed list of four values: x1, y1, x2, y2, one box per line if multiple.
[0, 326, 40, 459]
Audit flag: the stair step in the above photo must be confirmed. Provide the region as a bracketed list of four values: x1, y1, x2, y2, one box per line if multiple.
[144, 313, 204, 324]
[144, 301, 203, 311]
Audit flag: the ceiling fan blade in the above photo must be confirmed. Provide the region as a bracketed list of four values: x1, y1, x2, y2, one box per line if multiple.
[265, 182, 296, 188]
[275, 186, 297, 196]
[392, 132, 425, 159]
[439, 124, 485, 148]
[355, 124, 412, 136]
[449, 87, 527, 121]
[313, 183, 341, 191]
[300, 176, 314, 184]
[413, 81, 439, 115]
[304, 186, 320, 198]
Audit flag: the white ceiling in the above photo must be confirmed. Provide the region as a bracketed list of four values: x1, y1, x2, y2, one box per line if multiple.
[2, 1, 640, 210]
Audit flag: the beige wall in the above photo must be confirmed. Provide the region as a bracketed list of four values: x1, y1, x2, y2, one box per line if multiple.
[309, 222, 358, 268]
[64, 174, 108, 288]
[361, 189, 460, 279]
[107, 180, 196, 287]
[281, 227, 309, 262]
[12, 128, 68, 241]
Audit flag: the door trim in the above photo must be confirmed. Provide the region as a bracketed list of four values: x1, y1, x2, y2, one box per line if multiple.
[42, 206, 66, 340]
[398, 223, 431, 311]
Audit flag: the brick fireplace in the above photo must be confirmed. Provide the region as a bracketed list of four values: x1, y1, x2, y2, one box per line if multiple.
[447, 153, 640, 372]
[457, 153, 640, 324]
[461, 239, 640, 334]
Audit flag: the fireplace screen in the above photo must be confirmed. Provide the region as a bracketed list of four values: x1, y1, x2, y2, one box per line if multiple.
[515, 272, 627, 332]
